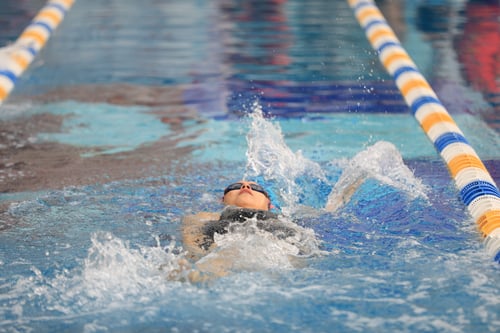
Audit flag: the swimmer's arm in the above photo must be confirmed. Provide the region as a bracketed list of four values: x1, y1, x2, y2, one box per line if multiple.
[181, 212, 220, 260]
[325, 170, 367, 212]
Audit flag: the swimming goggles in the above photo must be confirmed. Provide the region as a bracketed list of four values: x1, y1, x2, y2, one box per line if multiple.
[223, 182, 269, 198]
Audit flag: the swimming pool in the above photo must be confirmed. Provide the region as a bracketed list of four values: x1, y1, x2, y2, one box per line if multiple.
[1, 0, 499, 332]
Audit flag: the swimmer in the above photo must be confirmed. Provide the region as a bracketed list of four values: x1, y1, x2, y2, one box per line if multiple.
[181, 180, 299, 280]
[179, 177, 365, 281]
[182, 181, 276, 260]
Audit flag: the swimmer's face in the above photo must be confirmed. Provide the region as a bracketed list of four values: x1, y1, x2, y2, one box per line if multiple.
[222, 181, 270, 211]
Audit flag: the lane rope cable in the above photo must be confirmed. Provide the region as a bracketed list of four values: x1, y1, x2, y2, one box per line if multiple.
[347, 0, 500, 262]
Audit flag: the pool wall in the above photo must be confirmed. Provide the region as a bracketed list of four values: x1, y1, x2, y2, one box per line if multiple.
[348, 0, 500, 261]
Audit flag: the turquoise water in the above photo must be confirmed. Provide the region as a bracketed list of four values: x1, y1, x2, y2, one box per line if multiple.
[20, 101, 500, 161]
[1, 0, 500, 332]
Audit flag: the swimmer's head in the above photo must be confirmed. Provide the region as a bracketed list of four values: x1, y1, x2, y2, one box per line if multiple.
[222, 181, 271, 211]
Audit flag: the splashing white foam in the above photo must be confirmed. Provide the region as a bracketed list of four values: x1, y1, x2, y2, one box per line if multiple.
[195, 216, 323, 275]
[326, 141, 429, 211]
[81, 233, 187, 297]
[12, 232, 191, 315]
[245, 102, 327, 214]
[243, 103, 428, 214]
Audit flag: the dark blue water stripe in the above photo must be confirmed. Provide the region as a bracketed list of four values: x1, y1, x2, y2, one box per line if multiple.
[495, 251, 500, 263]
[410, 95, 442, 114]
[0, 70, 17, 84]
[434, 132, 469, 152]
[460, 181, 500, 206]
[30, 21, 53, 34]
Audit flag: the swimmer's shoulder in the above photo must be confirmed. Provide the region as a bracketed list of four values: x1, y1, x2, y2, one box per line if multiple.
[182, 211, 220, 260]
[184, 212, 220, 221]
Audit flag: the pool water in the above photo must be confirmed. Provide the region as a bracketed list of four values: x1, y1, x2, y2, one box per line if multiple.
[1, 0, 500, 332]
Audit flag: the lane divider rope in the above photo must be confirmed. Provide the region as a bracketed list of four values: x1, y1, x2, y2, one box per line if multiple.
[0, 0, 75, 106]
[348, 0, 500, 262]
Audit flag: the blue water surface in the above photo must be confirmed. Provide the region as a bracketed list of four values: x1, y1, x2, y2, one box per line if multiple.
[1, 164, 498, 332]
[1, 0, 499, 332]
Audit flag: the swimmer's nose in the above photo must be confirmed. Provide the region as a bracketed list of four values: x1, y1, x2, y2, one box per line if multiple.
[241, 183, 251, 190]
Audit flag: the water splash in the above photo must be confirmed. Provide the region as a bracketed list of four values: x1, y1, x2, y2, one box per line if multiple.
[81, 233, 188, 295]
[244, 103, 428, 214]
[2, 228, 321, 322]
[326, 141, 429, 212]
[4, 232, 189, 319]
[195, 216, 323, 276]
[245, 102, 328, 214]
